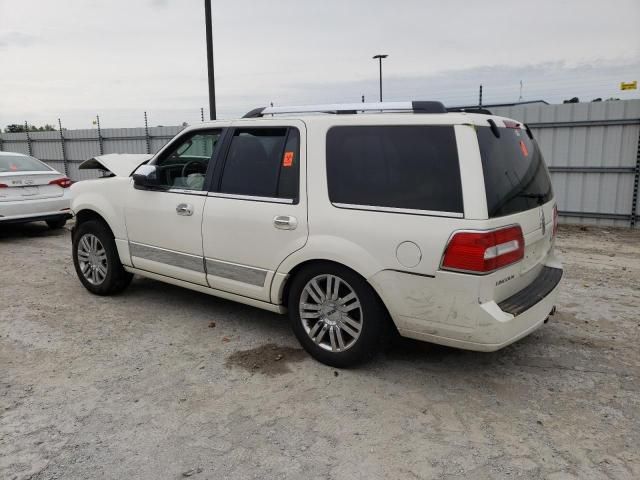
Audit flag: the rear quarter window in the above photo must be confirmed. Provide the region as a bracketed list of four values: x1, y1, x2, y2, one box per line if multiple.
[326, 125, 463, 214]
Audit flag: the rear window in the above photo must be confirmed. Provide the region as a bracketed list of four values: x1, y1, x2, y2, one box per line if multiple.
[477, 126, 553, 217]
[326, 126, 463, 214]
[0, 155, 52, 173]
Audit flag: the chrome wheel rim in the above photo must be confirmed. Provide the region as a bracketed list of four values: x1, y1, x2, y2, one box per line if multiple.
[299, 274, 363, 352]
[77, 233, 108, 285]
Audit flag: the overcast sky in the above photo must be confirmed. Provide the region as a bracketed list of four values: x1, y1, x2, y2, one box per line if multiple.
[1, 0, 639, 129]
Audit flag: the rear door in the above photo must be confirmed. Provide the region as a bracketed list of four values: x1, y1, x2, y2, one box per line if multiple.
[477, 121, 556, 299]
[0, 154, 64, 202]
[201, 121, 308, 302]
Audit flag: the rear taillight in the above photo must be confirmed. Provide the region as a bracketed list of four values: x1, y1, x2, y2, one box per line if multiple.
[441, 225, 525, 274]
[552, 205, 559, 237]
[49, 177, 73, 188]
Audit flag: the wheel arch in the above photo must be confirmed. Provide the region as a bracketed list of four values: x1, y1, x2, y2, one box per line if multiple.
[74, 209, 113, 234]
[278, 259, 393, 329]
[70, 178, 129, 240]
[73, 208, 131, 267]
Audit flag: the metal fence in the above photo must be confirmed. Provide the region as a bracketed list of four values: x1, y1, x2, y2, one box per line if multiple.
[490, 99, 640, 228]
[0, 123, 184, 181]
[1, 99, 639, 227]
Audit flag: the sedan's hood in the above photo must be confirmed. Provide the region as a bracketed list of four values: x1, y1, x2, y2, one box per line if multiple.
[79, 154, 153, 177]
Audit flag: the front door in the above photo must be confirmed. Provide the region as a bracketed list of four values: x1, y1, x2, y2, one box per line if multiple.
[125, 129, 223, 286]
[202, 122, 308, 302]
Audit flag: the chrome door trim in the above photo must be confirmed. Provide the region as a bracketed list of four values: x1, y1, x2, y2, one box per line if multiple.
[166, 188, 208, 196]
[332, 203, 464, 218]
[207, 192, 294, 204]
[205, 257, 268, 287]
[129, 242, 205, 273]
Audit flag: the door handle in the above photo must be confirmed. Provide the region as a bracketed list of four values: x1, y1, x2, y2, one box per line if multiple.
[176, 203, 194, 216]
[274, 215, 297, 230]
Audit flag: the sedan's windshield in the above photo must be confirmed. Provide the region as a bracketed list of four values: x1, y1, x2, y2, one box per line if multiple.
[0, 155, 53, 173]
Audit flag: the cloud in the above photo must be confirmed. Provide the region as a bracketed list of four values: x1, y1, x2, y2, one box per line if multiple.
[149, 0, 170, 8]
[0, 31, 39, 48]
[222, 59, 640, 114]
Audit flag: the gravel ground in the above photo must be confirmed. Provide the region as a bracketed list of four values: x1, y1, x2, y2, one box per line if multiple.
[0, 223, 638, 480]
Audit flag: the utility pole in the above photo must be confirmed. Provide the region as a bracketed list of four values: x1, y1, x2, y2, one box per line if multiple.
[479, 84, 483, 108]
[204, 0, 216, 120]
[372, 54, 388, 102]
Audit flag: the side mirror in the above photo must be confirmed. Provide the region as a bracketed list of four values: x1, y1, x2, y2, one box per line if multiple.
[132, 164, 160, 190]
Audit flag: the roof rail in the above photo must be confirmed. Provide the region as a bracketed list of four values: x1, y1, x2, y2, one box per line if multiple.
[447, 106, 493, 115]
[242, 101, 447, 118]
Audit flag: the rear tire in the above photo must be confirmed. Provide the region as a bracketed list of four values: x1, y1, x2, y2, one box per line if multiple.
[72, 219, 133, 295]
[287, 263, 388, 368]
[46, 218, 67, 229]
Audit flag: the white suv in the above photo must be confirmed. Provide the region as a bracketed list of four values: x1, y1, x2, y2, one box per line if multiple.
[70, 101, 562, 367]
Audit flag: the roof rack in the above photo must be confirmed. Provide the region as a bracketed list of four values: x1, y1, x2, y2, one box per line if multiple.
[446, 106, 493, 115]
[242, 101, 447, 118]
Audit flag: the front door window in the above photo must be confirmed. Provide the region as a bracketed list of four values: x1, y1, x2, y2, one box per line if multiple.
[154, 131, 221, 191]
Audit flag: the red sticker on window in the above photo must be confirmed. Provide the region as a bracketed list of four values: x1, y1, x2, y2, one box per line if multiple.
[519, 140, 529, 157]
[10, 164, 17, 171]
[282, 151, 294, 167]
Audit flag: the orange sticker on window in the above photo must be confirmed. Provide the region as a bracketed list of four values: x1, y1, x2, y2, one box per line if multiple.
[283, 151, 294, 167]
[519, 140, 529, 157]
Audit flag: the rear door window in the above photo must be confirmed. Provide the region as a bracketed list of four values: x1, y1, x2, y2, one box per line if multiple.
[326, 125, 463, 214]
[218, 127, 300, 201]
[477, 126, 553, 217]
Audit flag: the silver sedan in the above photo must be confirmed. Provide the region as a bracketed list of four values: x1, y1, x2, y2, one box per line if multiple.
[0, 151, 73, 228]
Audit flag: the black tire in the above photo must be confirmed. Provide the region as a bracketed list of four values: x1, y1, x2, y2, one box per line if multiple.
[72, 219, 133, 295]
[287, 263, 388, 368]
[46, 218, 67, 229]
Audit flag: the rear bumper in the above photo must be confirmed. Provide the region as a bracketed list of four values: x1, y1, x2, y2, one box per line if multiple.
[369, 258, 563, 352]
[0, 192, 71, 224]
[498, 266, 562, 315]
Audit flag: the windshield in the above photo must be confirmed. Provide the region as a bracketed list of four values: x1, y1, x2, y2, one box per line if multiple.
[477, 126, 553, 217]
[0, 155, 53, 173]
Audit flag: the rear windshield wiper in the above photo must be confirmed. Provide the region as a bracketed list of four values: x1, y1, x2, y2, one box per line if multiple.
[518, 193, 546, 204]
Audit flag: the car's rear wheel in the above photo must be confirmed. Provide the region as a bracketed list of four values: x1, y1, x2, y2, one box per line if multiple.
[288, 263, 387, 368]
[46, 218, 67, 229]
[72, 219, 132, 295]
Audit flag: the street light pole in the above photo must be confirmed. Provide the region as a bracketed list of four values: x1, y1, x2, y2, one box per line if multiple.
[372, 54, 388, 102]
[204, 0, 216, 120]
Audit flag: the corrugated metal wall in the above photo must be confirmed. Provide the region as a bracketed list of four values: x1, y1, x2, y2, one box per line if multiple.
[0, 126, 184, 181]
[490, 99, 640, 228]
[1, 99, 639, 227]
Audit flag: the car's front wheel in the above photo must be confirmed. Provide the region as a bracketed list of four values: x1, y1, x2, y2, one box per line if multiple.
[288, 263, 388, 368]
[72, 219, 133, 295]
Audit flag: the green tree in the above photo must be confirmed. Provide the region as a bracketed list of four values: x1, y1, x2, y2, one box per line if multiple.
[4, 123, 57, 133]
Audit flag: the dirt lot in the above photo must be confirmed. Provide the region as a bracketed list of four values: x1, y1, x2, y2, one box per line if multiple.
[1, 223, 638, 480]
